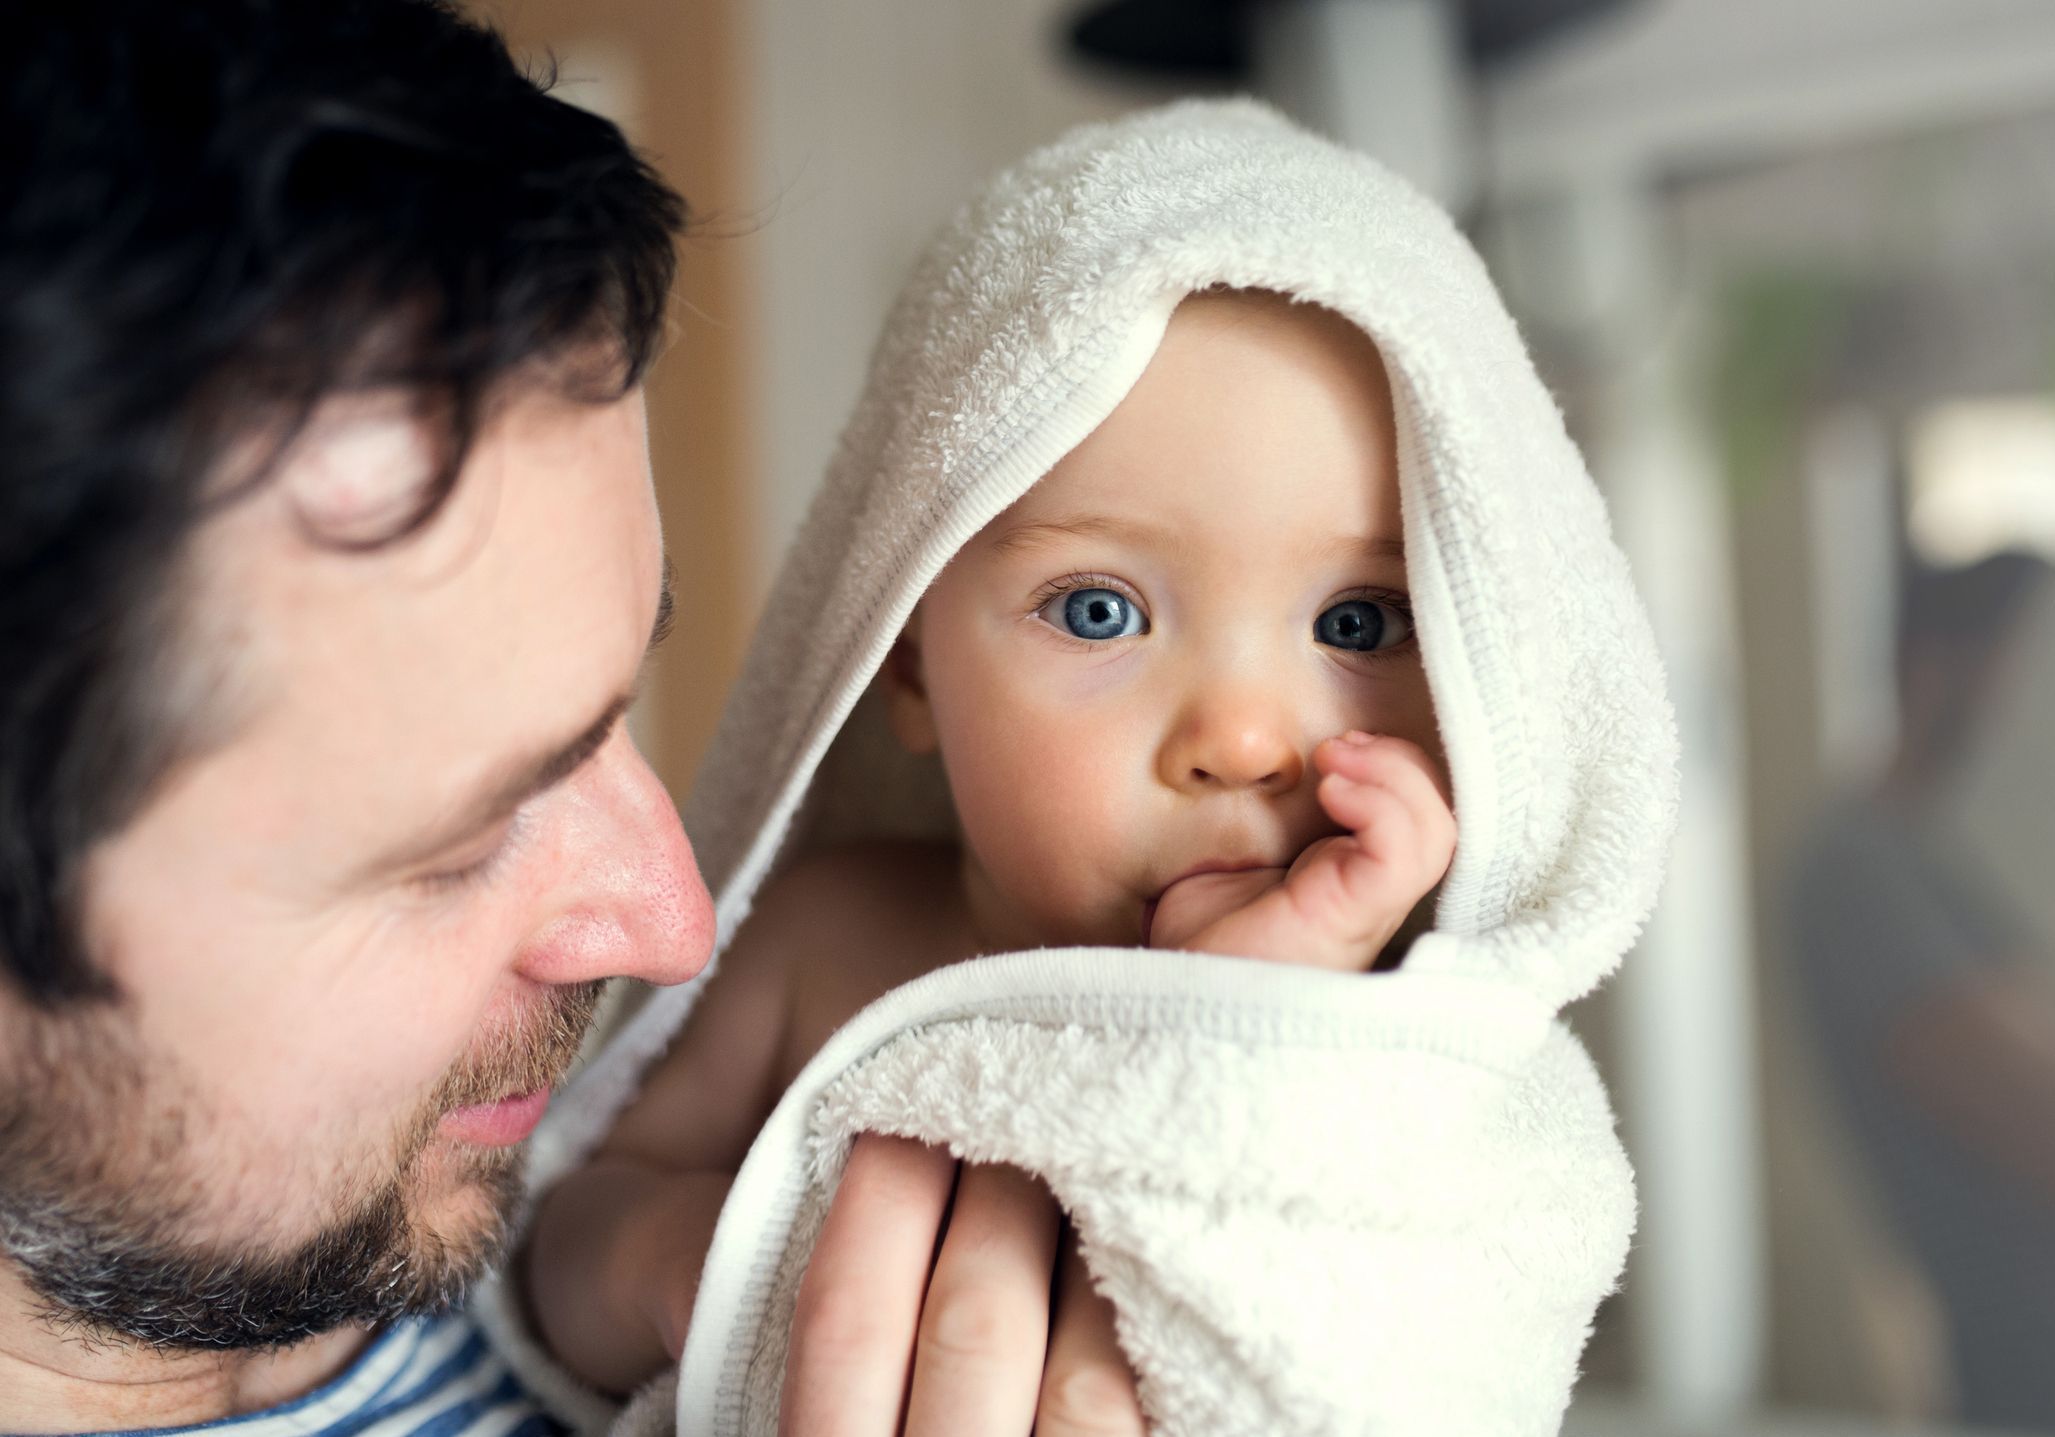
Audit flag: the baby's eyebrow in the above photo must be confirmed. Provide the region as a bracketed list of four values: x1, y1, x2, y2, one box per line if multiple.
[989, 514, 1169, 554]
[1316, 534, 1407, 564]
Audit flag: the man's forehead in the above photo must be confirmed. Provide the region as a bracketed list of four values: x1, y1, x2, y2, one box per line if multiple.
[271, 392, 454, 544]
[179, 397, 503, 737]
[198, 384, 646, 634]
[165, 387, 660, 863]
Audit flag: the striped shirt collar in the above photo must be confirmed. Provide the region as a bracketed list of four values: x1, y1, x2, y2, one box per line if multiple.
[50, 1314, 562, 1437]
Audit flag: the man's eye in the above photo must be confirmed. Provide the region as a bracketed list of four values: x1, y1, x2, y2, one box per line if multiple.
[418, 846, 506, 894]
[1041, 587, 1147, 641]
[414, 814, 527, 896]
[1315, 598, 1413, 652]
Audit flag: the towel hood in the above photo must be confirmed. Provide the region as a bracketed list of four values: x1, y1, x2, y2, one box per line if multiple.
[683, 98, 1676, 1014]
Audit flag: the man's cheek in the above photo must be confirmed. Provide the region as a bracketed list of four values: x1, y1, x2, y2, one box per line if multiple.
[265, 986, 472, 1141]
[258, 904, 522, 1132]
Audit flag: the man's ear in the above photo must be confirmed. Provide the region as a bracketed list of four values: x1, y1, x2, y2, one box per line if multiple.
[885, 611, 938, 755]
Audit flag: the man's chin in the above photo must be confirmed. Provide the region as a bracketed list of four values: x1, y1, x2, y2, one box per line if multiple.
[407, 1136, 529, 1261]
[0, 978, 591, 1352]
[3, 1138, 527, 1352]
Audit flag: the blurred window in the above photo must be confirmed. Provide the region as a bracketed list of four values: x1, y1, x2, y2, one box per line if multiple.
[1907, 398, 2055, 565]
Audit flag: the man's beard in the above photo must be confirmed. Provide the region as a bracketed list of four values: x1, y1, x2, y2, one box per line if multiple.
[0, 980, 602, 1351]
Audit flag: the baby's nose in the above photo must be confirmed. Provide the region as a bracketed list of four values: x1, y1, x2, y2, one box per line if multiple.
[1158, 691, 1306, 794]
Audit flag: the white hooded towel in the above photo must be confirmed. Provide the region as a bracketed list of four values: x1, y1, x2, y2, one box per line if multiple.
[482, 99, 1679, 1437]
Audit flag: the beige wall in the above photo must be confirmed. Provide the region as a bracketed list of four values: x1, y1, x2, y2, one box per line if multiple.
[487, 0, 761, 798]
[741, 0, 1177, 571]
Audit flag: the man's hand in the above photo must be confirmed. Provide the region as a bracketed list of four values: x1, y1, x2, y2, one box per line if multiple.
[781, 1135, 1148, 1436]
[1150, 732, 1455, 970]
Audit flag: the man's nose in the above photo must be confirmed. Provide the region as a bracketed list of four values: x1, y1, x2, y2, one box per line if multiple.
[513, 727, 714, 990]
[1156, 680, 1306, 795]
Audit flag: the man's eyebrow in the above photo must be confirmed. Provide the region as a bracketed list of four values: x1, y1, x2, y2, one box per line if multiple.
[491, 693, 634, 822]
[988, 514, 1173, 554]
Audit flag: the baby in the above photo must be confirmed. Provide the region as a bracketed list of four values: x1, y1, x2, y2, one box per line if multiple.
[500, 98, 1672, 1435]
[524, 284, 1457, 1391]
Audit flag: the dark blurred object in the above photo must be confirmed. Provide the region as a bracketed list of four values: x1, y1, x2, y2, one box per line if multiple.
[1788, 551, 2055, 1429]
[1066, 0, 1639, 78]
[1070, 0, 1248, 76]
[1898, 553, 2053, 774]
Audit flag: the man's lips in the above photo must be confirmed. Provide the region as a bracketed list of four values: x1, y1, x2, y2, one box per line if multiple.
[438, 1088, 550, 1147]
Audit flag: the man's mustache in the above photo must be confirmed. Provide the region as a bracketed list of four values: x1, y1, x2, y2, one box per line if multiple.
[424, 978, 604, 1116]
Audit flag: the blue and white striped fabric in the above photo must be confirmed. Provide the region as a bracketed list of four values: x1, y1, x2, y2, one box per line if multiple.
[88, 1314, 566, 1437]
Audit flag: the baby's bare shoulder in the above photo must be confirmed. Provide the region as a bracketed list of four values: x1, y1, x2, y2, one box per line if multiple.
[758, 842, 970, 1067]
[756, 841, 961, 956]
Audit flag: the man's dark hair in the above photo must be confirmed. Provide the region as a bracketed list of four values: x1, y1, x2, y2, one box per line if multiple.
[0, 0, 686, 1006]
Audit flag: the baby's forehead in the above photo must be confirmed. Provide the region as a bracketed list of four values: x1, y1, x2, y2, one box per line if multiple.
[969, 288, 1399, 545]
[1166, 287, 1389, 365]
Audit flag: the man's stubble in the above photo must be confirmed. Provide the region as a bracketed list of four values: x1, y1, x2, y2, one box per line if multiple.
[0, 979, 601, 1350]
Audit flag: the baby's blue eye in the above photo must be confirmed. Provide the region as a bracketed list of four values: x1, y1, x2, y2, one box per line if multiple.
[1316, 599, 1412, 652]
[1052, 587, 1146, 641]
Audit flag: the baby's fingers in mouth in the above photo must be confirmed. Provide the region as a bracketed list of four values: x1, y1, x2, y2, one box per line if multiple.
[1146, 866, 1287, 949]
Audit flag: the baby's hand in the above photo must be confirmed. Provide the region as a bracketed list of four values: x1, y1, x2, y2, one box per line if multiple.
[1148, 732, 1455, 971]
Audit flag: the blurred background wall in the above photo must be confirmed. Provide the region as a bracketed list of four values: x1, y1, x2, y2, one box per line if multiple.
[492, 0, 760, 793]
[487, 1, 2055, 1431]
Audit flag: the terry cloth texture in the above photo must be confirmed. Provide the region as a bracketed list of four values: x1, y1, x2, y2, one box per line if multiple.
[484, 97, 1678, 1436]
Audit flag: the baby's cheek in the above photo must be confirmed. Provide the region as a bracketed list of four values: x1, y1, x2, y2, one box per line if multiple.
[950, 690, 1140, 922]
[1343, 656, 1446, 782]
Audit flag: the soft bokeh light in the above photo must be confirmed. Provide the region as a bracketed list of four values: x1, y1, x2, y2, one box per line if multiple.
[1908, 399, 2055, 566]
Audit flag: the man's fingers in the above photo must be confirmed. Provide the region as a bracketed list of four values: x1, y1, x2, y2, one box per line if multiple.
[781, 1134, 958, 1437]
[1037, 1235, 1147, 1437]
[903, 1164, 1063, 1437]
[785, 1148, 1135, 1437]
